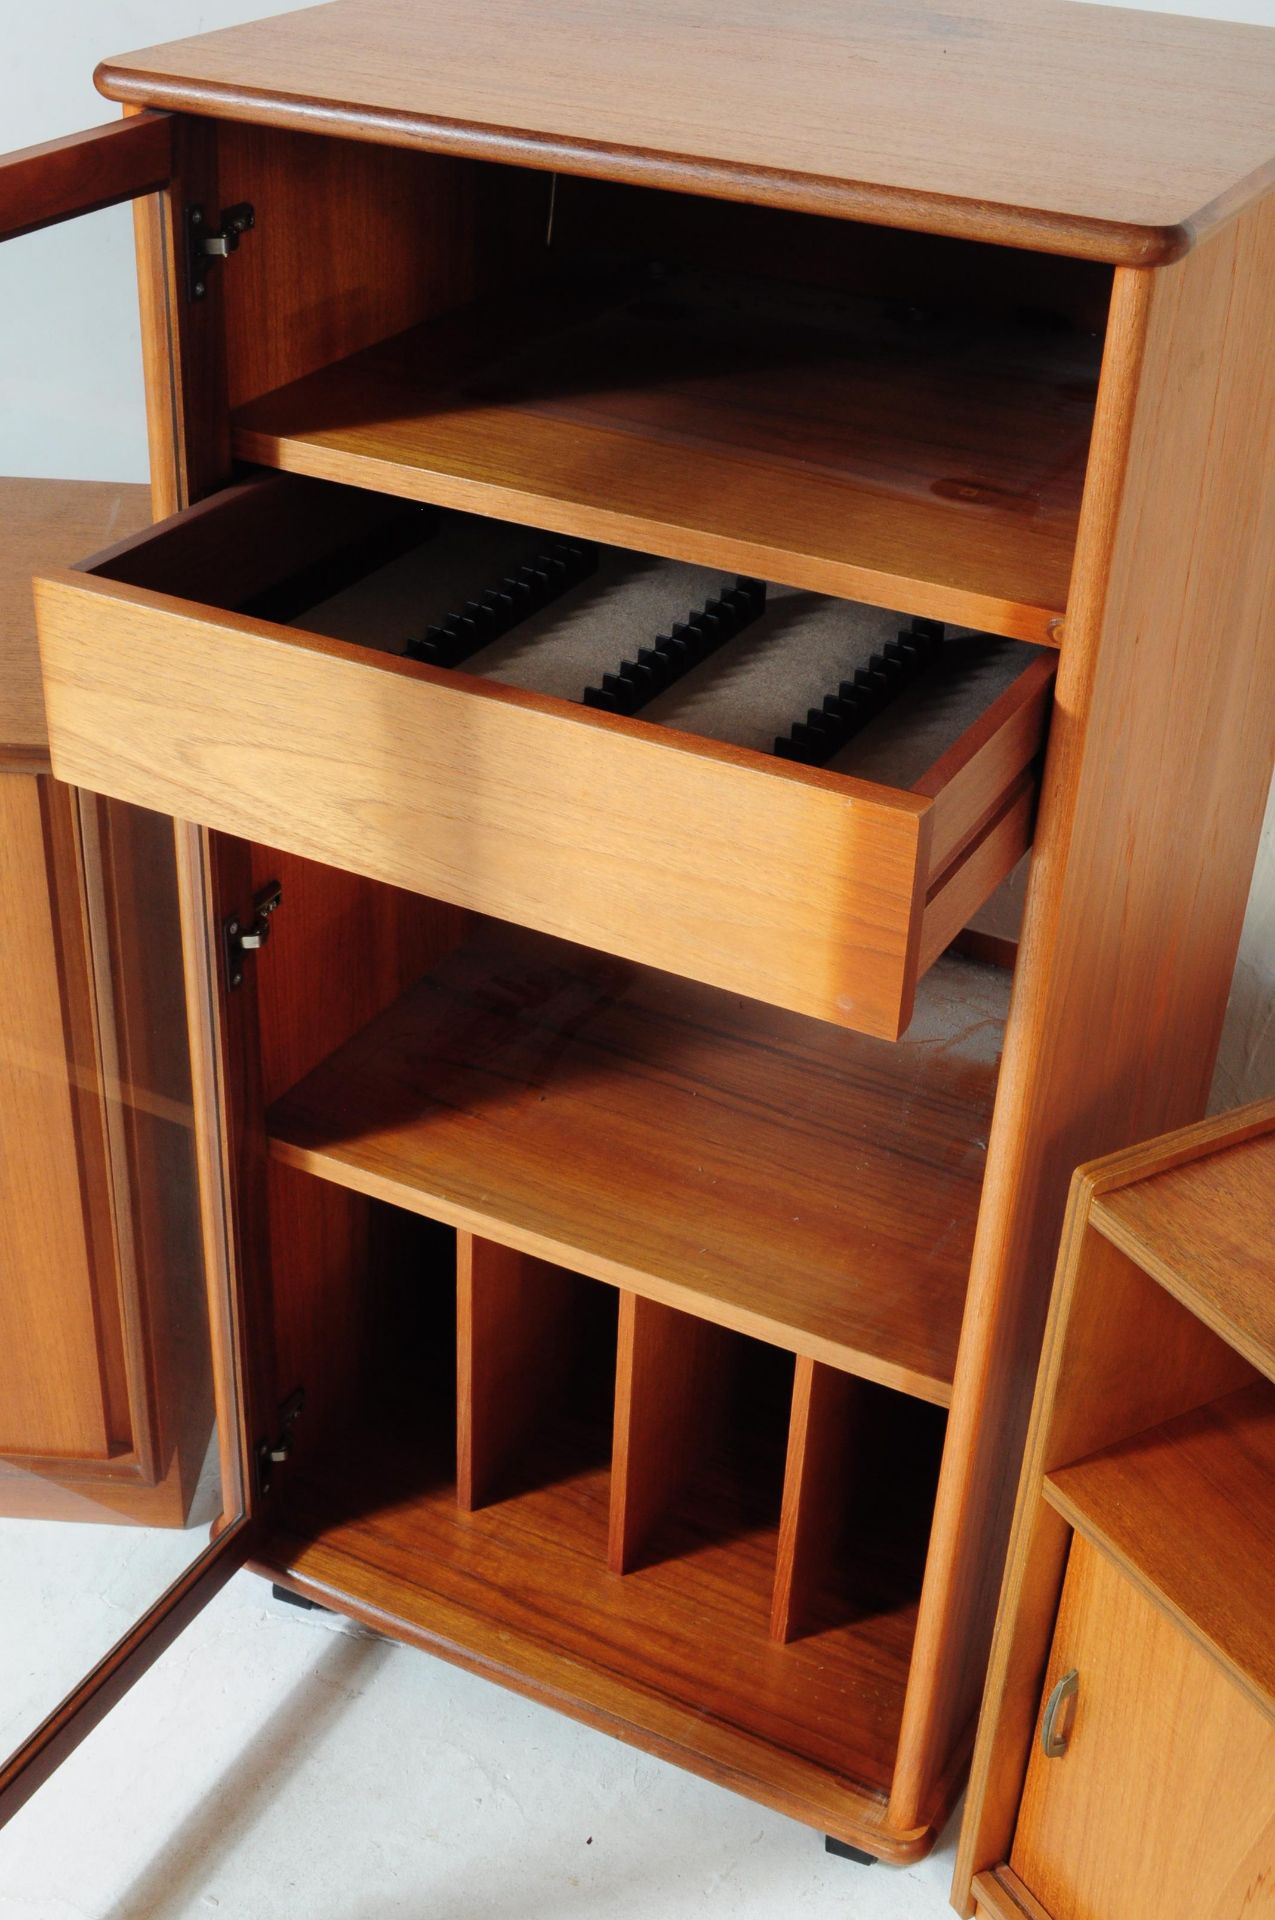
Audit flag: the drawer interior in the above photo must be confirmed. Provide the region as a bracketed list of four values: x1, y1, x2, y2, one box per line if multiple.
[282, 501, 1043, 787]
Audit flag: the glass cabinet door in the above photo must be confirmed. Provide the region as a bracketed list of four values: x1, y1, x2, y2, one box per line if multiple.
[0, 119, 252, 1821]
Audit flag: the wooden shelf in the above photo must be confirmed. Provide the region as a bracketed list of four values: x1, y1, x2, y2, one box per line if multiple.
[267, 926, 1009, 1404]
[232, 273, 1100, 645]
[1044, 1380, 1275, 1716]
[1093, 1126, 1275, 1380]
[256, 1380, 939, 1857]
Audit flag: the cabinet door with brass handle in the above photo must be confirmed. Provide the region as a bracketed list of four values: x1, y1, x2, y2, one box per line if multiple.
[1010, 1537, 1275, 1920]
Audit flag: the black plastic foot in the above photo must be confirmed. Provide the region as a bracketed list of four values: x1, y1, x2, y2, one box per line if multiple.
[825, 1836, 878, 1866]
[270, 1582, 327, 1613]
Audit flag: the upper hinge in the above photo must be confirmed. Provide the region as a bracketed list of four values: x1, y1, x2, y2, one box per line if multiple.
[223, 879, 282, 991]
[186, 201, 255, 301]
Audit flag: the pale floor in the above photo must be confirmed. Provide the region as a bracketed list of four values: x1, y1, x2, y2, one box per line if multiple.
[0, 1568, 962, 1919]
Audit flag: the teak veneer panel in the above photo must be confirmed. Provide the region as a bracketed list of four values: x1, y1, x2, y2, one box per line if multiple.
[955, 1113, 1275, 1912]
[771, 1359, 860, 1644]
[0, 776, 125, 1459]
[96, 0, 1275, 263]
[457, 1236, 583, 1511]
[1010, 1535, 1275, 1920]
[258, 1414, 932, 1860]
[609, 1294, 730, 1574]
[0, 114, 171, 245]
[1045, 1381, 1275, 1718]
[0, 478, 149, 760]
[267, 928, 1009, 1402]
[1093, 1134, 1275, 1378]
[909, 188, 1275, 1846]
[230, 285, 1096, 643]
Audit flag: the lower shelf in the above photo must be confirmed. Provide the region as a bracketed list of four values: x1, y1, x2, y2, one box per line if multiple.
[254, 1248, 948, 1860]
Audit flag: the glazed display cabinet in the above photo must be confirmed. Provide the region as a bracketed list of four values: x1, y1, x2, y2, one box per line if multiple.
[1, 0, 1273, 1869]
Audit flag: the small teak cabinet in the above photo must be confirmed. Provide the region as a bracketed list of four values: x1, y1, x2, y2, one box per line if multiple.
[958, 1101, 1275, 1920]
[1, 0, 1274, 1870]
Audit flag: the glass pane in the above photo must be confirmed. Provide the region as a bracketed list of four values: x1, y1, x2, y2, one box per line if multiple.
[0, 201, 242, 1773]
[0, 790, 243, 1762]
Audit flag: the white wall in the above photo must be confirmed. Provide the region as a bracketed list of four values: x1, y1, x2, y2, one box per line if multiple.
[2, 0, 1272, 1106]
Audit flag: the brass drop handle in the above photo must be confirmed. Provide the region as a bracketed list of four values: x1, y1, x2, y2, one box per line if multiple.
[1040, 1668, 1079, 1758]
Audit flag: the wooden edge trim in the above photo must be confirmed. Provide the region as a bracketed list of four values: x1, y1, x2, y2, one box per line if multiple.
[970, 1867, 1056, 1920]
[1089, 1204, 1275, 1384]
[92, 64, 1190, 267]
[35, 564, 933, 817]
[173, 820, 255, 1527]
[1076, 1095, 1275, 1203]
[0, 745, 54, 775]
[883, 255, 1160, 1833]
[1042, 1468, 1275, 1720]
[0, 1514, 259, 1831]
[913, 654, 1058, 804]
[916, 772, 1035, 976]
[0, 113, 173, 245]
[254, 1546, 937, 1861]
[265, 1133, 956, 1405]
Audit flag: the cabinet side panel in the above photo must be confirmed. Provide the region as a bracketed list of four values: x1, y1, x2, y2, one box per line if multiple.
[0, 775, 122, 1457]
[215, 126, 546, 410]
[893, 192, 1275, 1835]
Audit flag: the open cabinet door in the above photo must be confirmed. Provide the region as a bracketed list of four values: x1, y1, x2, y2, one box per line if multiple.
[0, 118, 258, 1829]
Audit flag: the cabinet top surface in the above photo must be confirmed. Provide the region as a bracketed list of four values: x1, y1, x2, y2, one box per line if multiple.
[95, 0, 1275, 266]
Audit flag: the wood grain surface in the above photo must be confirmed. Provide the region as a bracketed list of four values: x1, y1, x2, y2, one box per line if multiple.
[609, 1294, 730, 1573]
[266, 925, 1009, 1401]
[1045, 1380, 1275, 1717]
[900, 187, 1275, 1841]
[1094, 1130, 1275, 1379]
[258, 1397, 935, 1860]
[954, 1110, 1275, 1910]
[0, 479, 149, 759]
[457, 1236, 584, 1511]
[0, 114, 171, 245]
[0, 775, 126, 1459]
[231, 282, 1096, 643]
[1010, 1534, 1275, 1920]
[94, 0, 1275, 263]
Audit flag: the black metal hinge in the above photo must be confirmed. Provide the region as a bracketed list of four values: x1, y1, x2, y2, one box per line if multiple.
[256, 1388, 305, 1498]
[223, 879, 282, 991]
[187, 201, 256, 301]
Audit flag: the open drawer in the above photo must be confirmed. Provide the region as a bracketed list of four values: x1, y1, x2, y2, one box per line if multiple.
[35, 472, 1054, 1038]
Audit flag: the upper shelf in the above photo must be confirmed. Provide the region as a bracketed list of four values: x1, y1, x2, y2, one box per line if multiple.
[232, 273, 1099, 643]
[1093, 1117, 1275, 1382]
[96, 0, 1275, 264]
[267, 924, 1011, 1404]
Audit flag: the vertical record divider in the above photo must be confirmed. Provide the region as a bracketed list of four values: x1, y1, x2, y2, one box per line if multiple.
[770, 1357, 861, 1642]
[608, 1293, 733, 1573]
[455, 1231, 581, 1510]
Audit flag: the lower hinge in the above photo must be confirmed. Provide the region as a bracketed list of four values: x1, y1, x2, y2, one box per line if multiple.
[256, 1388, 305, 1498]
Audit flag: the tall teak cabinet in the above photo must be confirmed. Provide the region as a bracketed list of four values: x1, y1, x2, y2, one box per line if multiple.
[1, 0, 1273, 1869]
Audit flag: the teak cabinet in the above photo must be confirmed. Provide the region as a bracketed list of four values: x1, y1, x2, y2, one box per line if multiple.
[2, 0, 1274, 1869]
[958, 1101, 1275, 1920]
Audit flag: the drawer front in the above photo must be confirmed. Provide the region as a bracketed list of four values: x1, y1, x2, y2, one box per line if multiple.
[36, 570, 933, 1036]
[35, 474, 1051, 1038]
